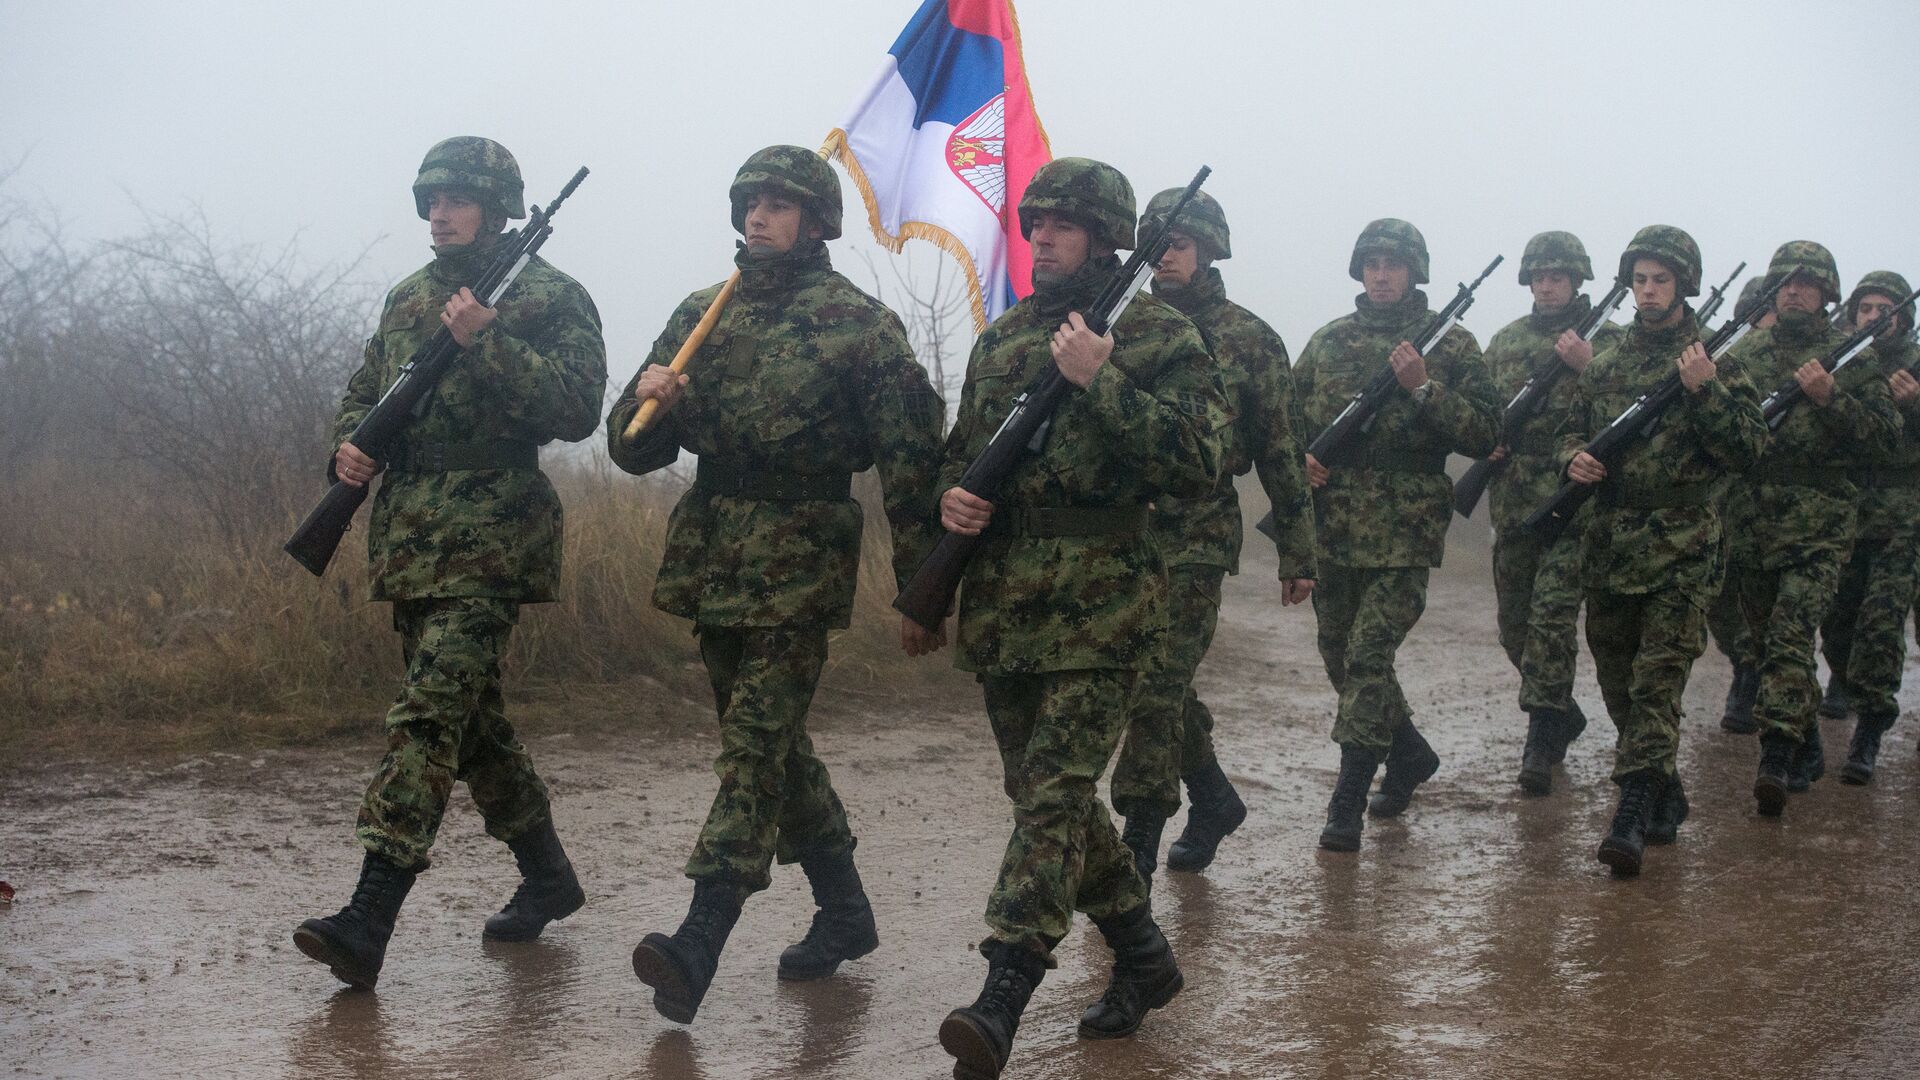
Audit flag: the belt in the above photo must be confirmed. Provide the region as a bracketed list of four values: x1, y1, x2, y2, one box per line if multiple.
[1598, 479, 1717, 510]
[1850, 468, 1920, 489]
[1753, 464, 1852, 489]
[388, 439, 538, 473]
[1351, 448, 1448, 474]
[693, 458, 851, 501]
[987, 505, 1149, 538]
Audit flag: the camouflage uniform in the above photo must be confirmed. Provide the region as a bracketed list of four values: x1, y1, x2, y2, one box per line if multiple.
[1482, 232, 1623, 719]
[1110, 189, 1316, 822]
[940, 160, 1228, 954]
[607, 146, 942, 893]
[1292, 219, 1499, 759]
[336, 138, 608, 870]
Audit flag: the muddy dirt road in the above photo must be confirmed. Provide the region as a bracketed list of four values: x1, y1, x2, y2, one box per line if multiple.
[6, 548, 1920, 1079]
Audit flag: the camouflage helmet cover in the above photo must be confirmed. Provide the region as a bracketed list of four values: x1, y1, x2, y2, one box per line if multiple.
[730, 145, 844, 242]
[1518, 230, 1593, 286]
[1846, 269, 1914, 331]
[1348, 218, 1430, 284]
[1018, 157, 1138, 250]
[1618, 225, 1702, 298]
[1766, 240, 1843, 305]
[413, 136, 526, 221]
[1139, 187, 1230, 261]
[1731, 276, 1769, 322]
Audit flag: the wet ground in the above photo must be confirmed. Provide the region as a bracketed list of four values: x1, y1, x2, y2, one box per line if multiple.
[5, 544, 1920, 1079]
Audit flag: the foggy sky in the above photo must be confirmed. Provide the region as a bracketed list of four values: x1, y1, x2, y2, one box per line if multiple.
[7, 1, 1918, 386]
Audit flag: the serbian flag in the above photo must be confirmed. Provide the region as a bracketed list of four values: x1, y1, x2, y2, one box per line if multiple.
[823, 0, 1051, 330]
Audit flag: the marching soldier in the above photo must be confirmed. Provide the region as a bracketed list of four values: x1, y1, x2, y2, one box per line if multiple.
[293, 137, 607, 988]
[1712, 276, 1776, 735]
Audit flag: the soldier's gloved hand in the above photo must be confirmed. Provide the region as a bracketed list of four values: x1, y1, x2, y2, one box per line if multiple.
[1676, 342, 1716, 393]
[1794, 359, 1835, 407]
[1891, 368, 1920, 406]
[1555, 330, 1593, 373]
[1390, 340, 1428, 390]
[635, 366, 690, 414]
[1051, 311, 1114, 388]
[1488, 445, 1510, 463]
[1567, 451, 1607, 485]
[901, 616, 947, 657]
[334, 441, 382, 488]
[1305, 453, 1329, 488]
[1281, 578, 1315, 606]
[442, 287, 497, 347]
[941, 486, 994, 535]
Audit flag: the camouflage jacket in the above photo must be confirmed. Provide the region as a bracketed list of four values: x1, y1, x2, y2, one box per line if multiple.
[1857, 337, 1920, 540]
[1482, 295, 1626, 534]
[939, 254, 1229, 674]
[1722, 311, 1901, 564]
[1150, 268, 1315, 578]
[1290, 290, 1499, 567]
[334, 232, 607, 603]
[1556, 308, 1765, 596]
[607, 242, 943, 629]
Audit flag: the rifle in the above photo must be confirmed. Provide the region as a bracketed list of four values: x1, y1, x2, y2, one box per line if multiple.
[1758, 287, 1920, 430]
[1522, 273, 1791, 543]
[283, 167, 590, 576]
[1451, 276, 1630, 518]
[1694, 260, 1747, 331]
[892, 166, 1212, 632]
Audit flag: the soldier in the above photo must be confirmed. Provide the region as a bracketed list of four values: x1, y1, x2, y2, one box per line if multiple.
[1817, 273, 1918, 784]
[1720, 242, 1899, 816]
[1108, 189, 1316, 883]
[608, 146, 943, 1024]
[1479, 232, 1624, 794]
[293, 137, 607, 988]
[1559, 226, 1765, 874]
[1710, 276, 1777, 735]
[1293, 219, 1499, 852]
[932, 158, 1227, 1079]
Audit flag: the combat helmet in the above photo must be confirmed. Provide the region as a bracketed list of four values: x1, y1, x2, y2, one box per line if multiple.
[413, 137, 526, 221]
[1618, 226, 1702, 298]
[1139, 187, 1230, 260]
[1348, 219, 1430, 285]
[1732, 276, 1769, 323]
[1518, 231, 1592, 286]
[1846, 270, 1914, 333]
[730, 145, 843, 241]
[1766, 241, 1842, 305]
[1018, 157, 1137, 250]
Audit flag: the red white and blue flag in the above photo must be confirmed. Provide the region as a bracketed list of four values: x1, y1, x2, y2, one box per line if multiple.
[823, 0, 1051, 330]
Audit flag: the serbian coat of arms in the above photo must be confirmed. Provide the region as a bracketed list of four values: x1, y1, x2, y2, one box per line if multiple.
[946, 92, 1007, 213]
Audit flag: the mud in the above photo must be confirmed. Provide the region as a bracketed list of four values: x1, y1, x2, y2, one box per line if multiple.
[5, 545, 1920, 1079]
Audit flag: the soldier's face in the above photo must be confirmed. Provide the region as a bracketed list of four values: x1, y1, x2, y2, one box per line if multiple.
[1529, 270, 1574, 311]
[1776, 275, 1824, 316]
[1029, 212, 1094, 285]
[1154, 231, 1201, 288]
[1631, 258, 1679, 320]
[1856, 292, 1903, 340]
[743, 190, 815, 257]
[427, 190, 486, 249]
[1362, 255, 1411, 305]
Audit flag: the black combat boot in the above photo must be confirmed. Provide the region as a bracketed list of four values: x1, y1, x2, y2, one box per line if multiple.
[1077, 903, 1184, 1039]
[1596, 770, 1664, 876]
[939, 941, 1048, 1080]
[1817, 676, 1851, 720]
[1645, 772, 1689, 846]
[1720, 663, 1759, 734]
[631, 879, 745, 1024]
[1841, 716, 1894, 785]
[1754, 732, 1795, 817]
[777, 846, 879, 981]
[1318, 746, 1379, 852]
[1118, 813, 1166, 889]
[1164, 760, 1248, 873]
[1546, 702, 1588, 764]
[293, 852, 418, 989]
[1517, 712, 1555, 795]
[483, 816, 586, 942]
[1368, 720, 1440, 818]
[1787, 723, 1826, 793]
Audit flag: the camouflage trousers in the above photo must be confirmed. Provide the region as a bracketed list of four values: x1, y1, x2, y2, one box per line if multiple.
[1314, 564, 1429, 758]
[980, 670, 1149, 956]
[1584, 587, 1709, 781]
[685, 624, 853, 892]
[356, 597, 551, 871]
[1706, 531, 1751, 665]
[1733, 545, 1847, 744]
[1110, 566, 1225, 819]
[1821, 534, 1920, 723]
[1491, 527, 1583, 713]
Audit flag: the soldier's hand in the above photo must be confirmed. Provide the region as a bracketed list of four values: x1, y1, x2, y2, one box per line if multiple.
[635, 366, 690, 415]
[334, 441, 382, 487]
[1488, 445, 1510, 463]
[1555, 330, 1593, 372]
[1051, 311, 1114, 388]
[1676, 342, 1715, 393]
[442, 287, 497, 348]
[1390, 340, 1428, 391]
[1567, 451, 1607, 485]
[1891, 368, 1920, 405]
[1281, 578, 1315, 606]
[941, 486, 994, 535]
[1305, 453, 1329, 488]
[1794, 359, 1835, 407]
[901, 616, 947, 657]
